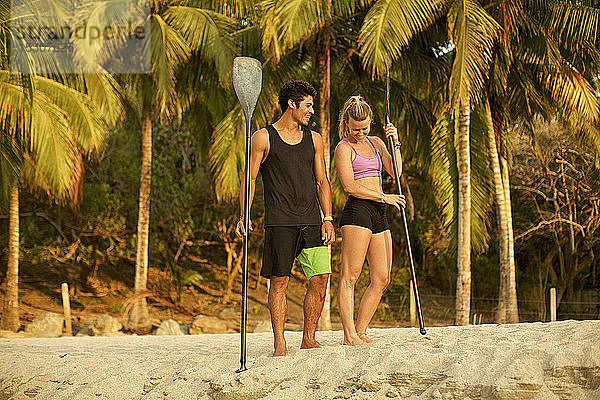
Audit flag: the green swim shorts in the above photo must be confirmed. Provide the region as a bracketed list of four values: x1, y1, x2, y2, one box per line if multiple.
[261, 225, 331, 280]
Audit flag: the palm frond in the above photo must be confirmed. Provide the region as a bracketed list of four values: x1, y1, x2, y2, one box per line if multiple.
[19, 142, 84, 203]
[358, 0, 444, 77]
[513, 20, 600, 123]
[447, 0, 501, 111]
[260, 0, 284, 61]
[486, 0, 523, 43]
[0, 70, 107, 201]
[208, 104, 247, 201]
[71, 0, 147, 70]
[235, 23, 263, 58]
[69, 72, 125, 128]
[429, 107, 458, 248]
[164, 6, 236, 84]
[32, 74, 107, 155]
[332, 0, 370, 17]
[549, 0, 600, 45]
[428, 104, 493, 253]
[148, 13, 191, 118]
[274, 0, 326, 52]
[469, 101, 494, 251]
[3, 0, 72, 74]
[176, 56, 229, 119]
[538, 59, 600, 123]
[183, 0, 257, 19]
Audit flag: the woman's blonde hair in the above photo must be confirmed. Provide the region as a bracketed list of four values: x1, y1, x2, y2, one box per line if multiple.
[338, 95, 373, 139]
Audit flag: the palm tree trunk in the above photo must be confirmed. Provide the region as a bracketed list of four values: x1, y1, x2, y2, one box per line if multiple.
[129, 101, 152, 329]
[455, 99, 471, 325]
[502, 156, 519, 323]
[317, 25, 332, 331]
[1, 183, 20, 332]
[485, 101, 508, 323]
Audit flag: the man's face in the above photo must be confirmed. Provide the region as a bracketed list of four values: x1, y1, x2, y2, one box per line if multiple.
[289, 95, 314, 126]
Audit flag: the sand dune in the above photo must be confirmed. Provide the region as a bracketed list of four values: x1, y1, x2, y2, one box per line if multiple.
[1, 320, 599, 399]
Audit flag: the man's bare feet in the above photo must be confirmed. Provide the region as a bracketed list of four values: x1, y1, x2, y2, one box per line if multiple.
[300, 338, 321, 349]
[343, 335, 368, 346]
[358, 333, 373, 343]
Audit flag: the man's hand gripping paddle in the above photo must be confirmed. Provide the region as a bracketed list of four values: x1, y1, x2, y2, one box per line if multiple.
[232, 57, 263, 371]
[385, 54, 427, 336]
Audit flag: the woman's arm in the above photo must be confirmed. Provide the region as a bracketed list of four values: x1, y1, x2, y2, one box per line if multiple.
[334, 141, 402, 208]
[375, 124, 402, 178]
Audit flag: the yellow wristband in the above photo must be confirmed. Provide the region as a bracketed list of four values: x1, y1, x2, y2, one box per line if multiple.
[323, 216, 333, 222]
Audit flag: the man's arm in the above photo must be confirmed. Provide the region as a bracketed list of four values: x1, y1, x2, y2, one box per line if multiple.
[312, 131, 335, 245]
[235, 128, 269, 237]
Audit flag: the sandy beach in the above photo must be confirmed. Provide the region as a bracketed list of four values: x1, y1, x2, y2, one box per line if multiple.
[1, 320, 599, 399]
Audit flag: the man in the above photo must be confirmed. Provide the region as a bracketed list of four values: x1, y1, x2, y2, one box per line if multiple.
[235, 80, 335, 356]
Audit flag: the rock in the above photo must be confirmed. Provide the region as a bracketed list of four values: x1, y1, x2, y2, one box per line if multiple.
[219, 308, 237, 319]
[90, 315, 122, 336]
[0, 330, 34, 339]
[180, 324, 190, 335]
[100, 331, 127, 337]
[252, 320, 272, 333]
[75, 327, 91, 337]
[0, 330, 20, 339]
[25, 312, 63, 338]
[189, 315, 228, 334]
[155, 319, 185, 336]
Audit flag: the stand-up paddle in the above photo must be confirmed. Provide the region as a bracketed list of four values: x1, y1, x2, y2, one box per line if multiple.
[232, 57, 262, 372]
[385, 54, 426, 336]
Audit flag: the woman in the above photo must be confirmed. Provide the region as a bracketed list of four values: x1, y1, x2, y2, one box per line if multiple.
[334, 95, 405, 345]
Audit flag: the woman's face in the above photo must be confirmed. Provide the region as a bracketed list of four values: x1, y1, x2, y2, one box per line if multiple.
[347, 116, 371, 141]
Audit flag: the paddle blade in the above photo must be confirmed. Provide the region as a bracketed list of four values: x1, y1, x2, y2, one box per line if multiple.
[232, 57, 262, 121]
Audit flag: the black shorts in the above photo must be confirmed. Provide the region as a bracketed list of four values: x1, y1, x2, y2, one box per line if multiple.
[261, 225, 329, 279]
[339, 195, 390, 234]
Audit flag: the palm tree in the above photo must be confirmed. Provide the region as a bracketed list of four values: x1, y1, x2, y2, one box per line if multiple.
[360, 0, 500, 324]
[72, 0, 236, 329]
[361, 0, 600, 325]
[483, 0, 600, 323]
[0, 0, 120, 331]
[0, 70, 110, 334]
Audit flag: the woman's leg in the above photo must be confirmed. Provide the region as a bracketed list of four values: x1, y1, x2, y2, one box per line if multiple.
[356, 230, 393, 341]
[338, 225, 372, 345]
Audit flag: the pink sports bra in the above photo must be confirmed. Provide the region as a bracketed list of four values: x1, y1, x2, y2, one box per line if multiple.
[343, 137, 382, 179]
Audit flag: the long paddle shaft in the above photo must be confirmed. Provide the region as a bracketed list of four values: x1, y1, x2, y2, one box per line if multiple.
[385, 55, 426, 336]
[232, 57, 263, 372]
[240, 116, 251, 371]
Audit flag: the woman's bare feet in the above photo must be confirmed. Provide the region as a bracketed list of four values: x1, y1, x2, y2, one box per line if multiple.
[358, 333, 373, 343]
[343, 335, 368, 346]
[273, 346, 288, 356]
[273, 339, 288, 356]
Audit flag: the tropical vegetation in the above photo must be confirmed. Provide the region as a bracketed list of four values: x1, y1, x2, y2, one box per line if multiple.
[1, 0, 599, 333]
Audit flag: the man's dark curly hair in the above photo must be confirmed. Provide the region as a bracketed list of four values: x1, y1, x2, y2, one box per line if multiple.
[278, 80, 317, 112]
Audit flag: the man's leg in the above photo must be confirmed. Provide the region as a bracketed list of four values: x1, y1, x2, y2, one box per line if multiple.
[301, 273, 329, 349]
[297, 241, 332, 349]
[268, 275, 290, 356]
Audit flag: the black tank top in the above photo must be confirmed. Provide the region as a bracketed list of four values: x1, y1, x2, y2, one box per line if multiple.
[260, 125, 322, 226]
